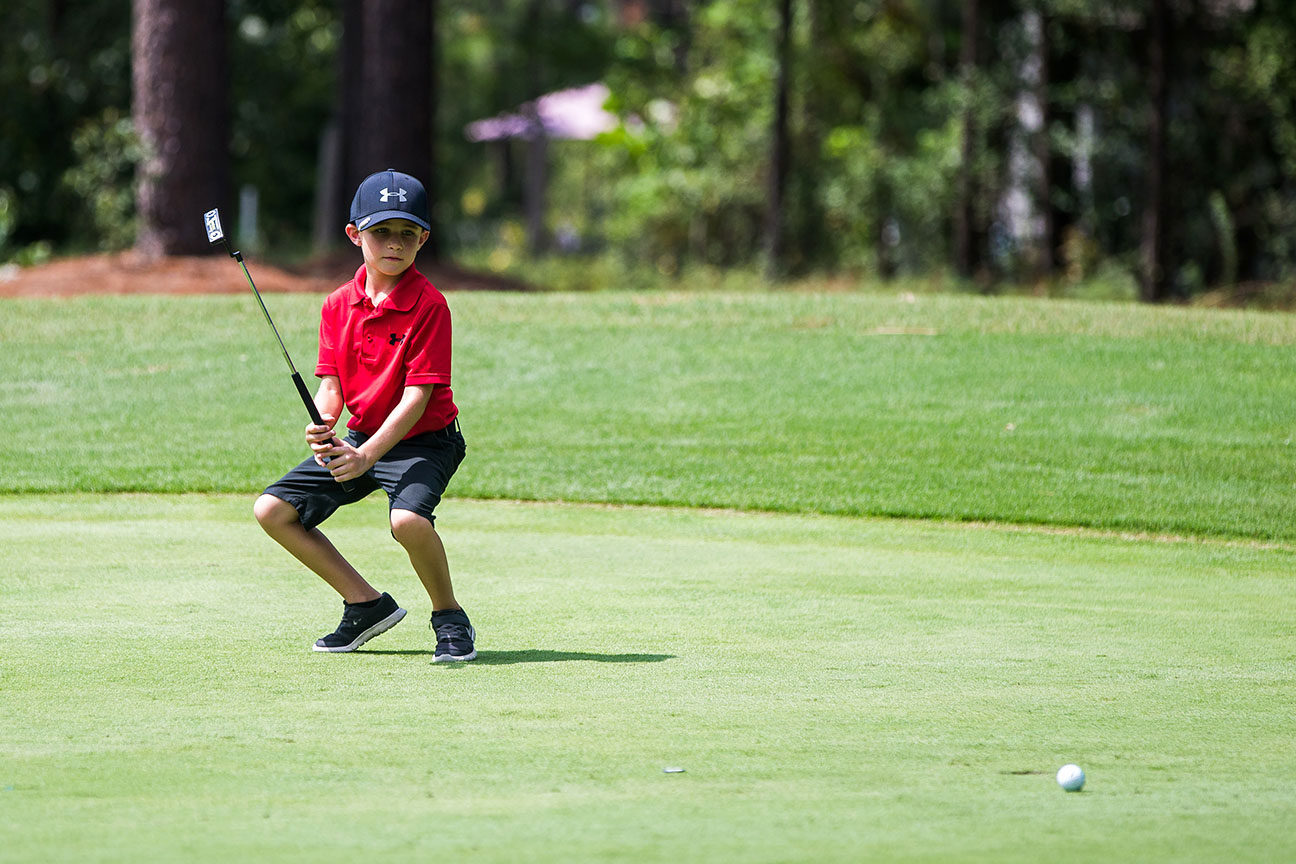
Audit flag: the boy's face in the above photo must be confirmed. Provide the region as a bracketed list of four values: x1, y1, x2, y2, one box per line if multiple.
[345, 218, 430, 279]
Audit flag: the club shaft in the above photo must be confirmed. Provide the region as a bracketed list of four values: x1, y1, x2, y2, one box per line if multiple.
[223, 239, 353, 492]
[234, 251, 298, 376]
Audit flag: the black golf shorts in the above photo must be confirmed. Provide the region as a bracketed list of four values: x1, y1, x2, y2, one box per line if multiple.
[262, 421, 466, 531]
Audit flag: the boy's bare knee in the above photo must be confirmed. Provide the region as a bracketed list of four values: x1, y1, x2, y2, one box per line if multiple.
[254, 493, 297, 530]
[389, 508, 433, 546]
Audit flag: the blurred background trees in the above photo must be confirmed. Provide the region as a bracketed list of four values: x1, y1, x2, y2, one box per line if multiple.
[4, 0, 1296, 301]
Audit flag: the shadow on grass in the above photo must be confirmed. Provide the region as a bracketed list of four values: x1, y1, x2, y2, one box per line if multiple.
[476, 650, 674, 665]
[359, 649, 674, 665]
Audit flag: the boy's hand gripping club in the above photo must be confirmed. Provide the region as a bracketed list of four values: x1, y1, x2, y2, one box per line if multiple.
[203, 208, 354, 491]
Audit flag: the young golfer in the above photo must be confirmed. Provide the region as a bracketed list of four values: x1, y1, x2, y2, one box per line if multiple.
[253, 169, 475, 661]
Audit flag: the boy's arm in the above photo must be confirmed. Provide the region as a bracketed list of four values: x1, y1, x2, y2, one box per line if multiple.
[314, 375, 345, 425]
[315, 384, 434, 482]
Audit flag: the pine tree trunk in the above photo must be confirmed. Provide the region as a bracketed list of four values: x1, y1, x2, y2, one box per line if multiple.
[344, 0, 436, 252]
[132, 0, 228, 257]
[1047, 17, 1080, 276]
[1032, 10, 1054, 280]
[795, 0, 826, 269]
[764, 0, 793, 279]
[1139, 0, 1171, 302]
[954, 0, 982, 279]
[332, 0, 365, 240]
[521, 0, 547, 254]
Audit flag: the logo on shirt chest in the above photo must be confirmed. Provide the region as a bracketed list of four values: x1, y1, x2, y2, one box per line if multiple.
[357, 328, 406, 364]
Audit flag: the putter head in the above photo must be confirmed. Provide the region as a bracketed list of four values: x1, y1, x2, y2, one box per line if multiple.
[204, 207, 239, 259]
[204, 208, 240, 259]
[203, 208, 225, 244]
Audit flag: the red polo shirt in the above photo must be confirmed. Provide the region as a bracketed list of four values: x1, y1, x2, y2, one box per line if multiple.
[316, 265, 457, 437]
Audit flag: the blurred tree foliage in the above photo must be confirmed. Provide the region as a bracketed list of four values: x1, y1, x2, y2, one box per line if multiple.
[63, 107, 142, 252]
[596, 0, 777, 274]
[0, 1, 132, 260]
[4, 0, 1296, 298]
[437, 1, 615, 247]
[0, 0, 337, 259]
[226, 0, 339, 244]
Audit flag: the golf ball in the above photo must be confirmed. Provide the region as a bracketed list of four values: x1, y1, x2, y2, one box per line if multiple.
[1056, 763, 1085, 792]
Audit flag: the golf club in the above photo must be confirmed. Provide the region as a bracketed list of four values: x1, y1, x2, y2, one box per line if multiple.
[203, 207, 353, 491]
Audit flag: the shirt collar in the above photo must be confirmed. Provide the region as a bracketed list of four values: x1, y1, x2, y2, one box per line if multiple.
[347, 265, 424, 312]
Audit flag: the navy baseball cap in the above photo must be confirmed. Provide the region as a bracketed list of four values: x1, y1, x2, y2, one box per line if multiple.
[349, 169, 430, 231]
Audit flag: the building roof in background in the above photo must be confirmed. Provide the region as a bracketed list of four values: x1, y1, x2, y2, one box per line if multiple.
[465, 83, 617, 142]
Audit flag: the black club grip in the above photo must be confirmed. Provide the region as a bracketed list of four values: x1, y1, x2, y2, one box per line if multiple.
[292, 372, 353, 492]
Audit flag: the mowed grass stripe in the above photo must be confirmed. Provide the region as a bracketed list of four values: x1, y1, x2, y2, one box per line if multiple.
[2, 291, 1295, 540]
[1, 494, 1293, 863]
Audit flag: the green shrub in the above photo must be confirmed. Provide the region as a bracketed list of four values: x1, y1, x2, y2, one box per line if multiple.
[62, 108, 143, 252]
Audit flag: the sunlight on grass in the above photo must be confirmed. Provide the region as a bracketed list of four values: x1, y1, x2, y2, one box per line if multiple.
[1, 494, 1292, 863]
[3, 291, 1295, 540]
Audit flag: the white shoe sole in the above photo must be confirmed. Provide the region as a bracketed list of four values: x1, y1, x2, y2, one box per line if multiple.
[313, 606, 407, 653]
[432, 648, 477, 663]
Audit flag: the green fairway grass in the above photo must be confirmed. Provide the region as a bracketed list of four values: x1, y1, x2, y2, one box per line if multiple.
[1, 494, 1292, 863]
[3, 291, 1296, 539]
[3, 289, 1294, 860]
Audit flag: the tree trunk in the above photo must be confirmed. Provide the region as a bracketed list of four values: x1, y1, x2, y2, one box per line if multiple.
[132, 0, 228, 257]
[320, 0, 364, 249]
[522, 0, 547, 254]
[1047, 16, 1079, 275]
[1139, 0, 1171, 302]
[344, 0, 436, 252]
[312, 120, 343, 253]
[764, 0, 792, 280]
[954, 0, 982, 279]
[795, 0, 827, 269]
[425, 4, 439, 259]
[524, 114, 549, 255]
[1032, 10, 1054, 280]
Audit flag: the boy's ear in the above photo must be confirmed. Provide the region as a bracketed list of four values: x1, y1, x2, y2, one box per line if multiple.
[345, 223, 362, 246]
[418, 229, 430, 248]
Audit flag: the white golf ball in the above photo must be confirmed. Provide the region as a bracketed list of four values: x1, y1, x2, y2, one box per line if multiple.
[1056, 763, 1085, 792]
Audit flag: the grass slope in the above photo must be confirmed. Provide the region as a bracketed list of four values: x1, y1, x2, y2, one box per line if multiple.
[1, 494, 1293, 863]
[4, 291, 1295, 538]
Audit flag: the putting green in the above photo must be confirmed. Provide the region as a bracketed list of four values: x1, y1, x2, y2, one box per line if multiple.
[2, 494, 1292, 862]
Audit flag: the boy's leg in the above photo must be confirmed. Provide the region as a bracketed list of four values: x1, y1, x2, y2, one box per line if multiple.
[389, 508, 459, 610]
[390, 509, 475, 662]
[372, 424, 475, 661]
[255, 493, 406, 652]
[254, 494, 382, 603]
[257, 443, 407, 652]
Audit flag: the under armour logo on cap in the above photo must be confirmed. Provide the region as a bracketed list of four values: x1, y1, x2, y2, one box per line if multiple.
[349, 169, 430, 231]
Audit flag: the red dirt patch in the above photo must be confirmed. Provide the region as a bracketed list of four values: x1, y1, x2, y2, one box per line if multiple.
[0, 251, 535, 297]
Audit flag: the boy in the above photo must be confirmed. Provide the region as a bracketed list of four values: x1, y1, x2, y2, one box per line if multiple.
[253, 169, 475, 661]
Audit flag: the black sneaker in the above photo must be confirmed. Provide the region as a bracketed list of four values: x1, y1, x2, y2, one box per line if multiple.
[313, 592, 406, 652]
[431, 608, 477, 662]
